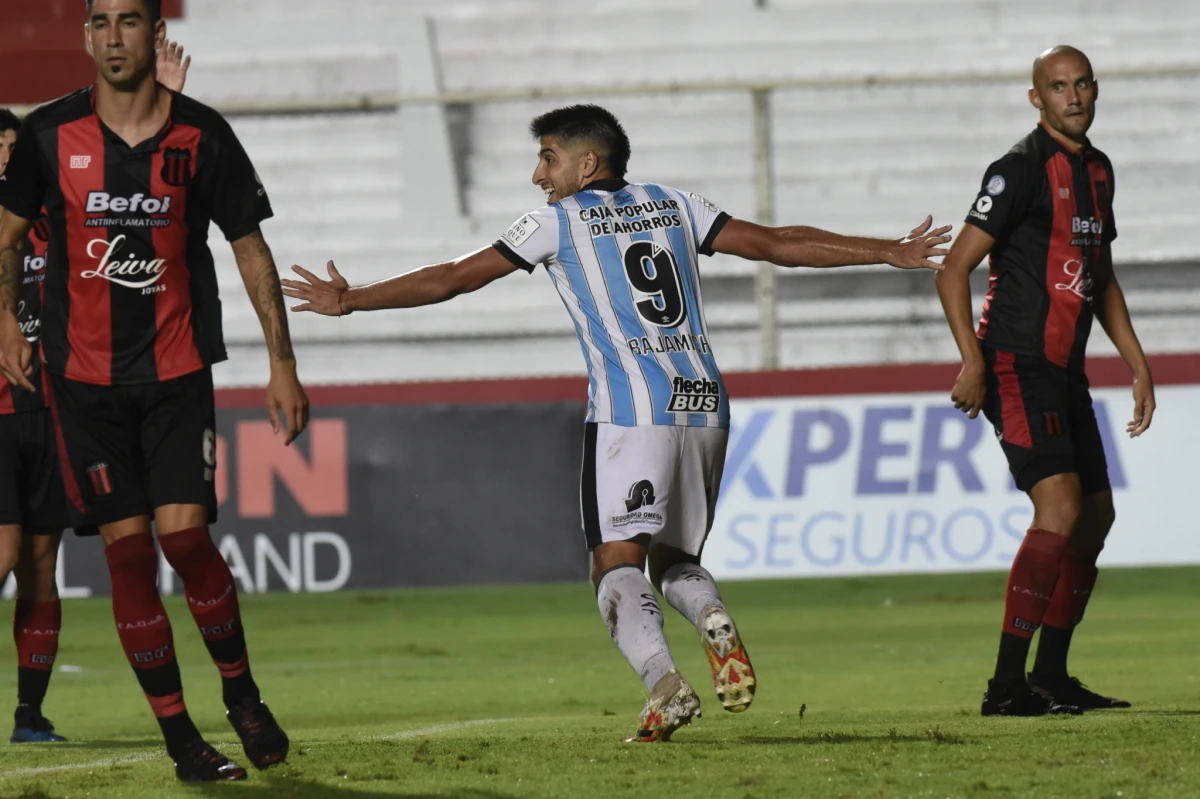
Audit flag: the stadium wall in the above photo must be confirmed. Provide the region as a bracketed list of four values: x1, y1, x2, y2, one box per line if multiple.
[6, 354, 1197, 598]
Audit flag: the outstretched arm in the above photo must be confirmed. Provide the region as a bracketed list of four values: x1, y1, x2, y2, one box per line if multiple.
[282, 246, 521, 316]
[0, 210, 36, 391]
[710, 215, 950, 270]
[934, 223, 994, 419]
[1092, 245, 1154, 437]
[231, 230, 309, 444]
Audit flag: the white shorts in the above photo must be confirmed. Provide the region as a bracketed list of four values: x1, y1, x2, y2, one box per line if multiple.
[581, 422, 728, 556]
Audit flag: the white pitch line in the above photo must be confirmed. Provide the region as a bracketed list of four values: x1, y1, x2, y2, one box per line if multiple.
[0, 752, 162, 779]
[0, 718, 517, 780]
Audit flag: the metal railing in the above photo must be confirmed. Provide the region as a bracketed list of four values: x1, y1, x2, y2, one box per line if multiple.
[8, 63, 1200, 368]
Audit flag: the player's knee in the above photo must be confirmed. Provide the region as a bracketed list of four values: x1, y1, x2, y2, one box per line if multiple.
[15, 538, 59, 601]
[647, 544, 697, 593]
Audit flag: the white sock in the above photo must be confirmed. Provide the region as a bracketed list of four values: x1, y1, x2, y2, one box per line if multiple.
[596, 565, 675, 691]
[661, 562, 725, 627]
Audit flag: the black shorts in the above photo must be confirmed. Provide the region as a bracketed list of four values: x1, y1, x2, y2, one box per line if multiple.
[48, 368, 218, 529]
[0, 408, 72, 534]
[981, 346, 1110, 495]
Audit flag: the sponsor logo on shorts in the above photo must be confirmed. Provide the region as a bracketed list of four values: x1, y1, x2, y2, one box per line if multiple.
[86, 461, 114, 497]
[1043, 412, 1063, 436]
[625, 480, 656, 512]
[611, 479, 663, 529]
[668, 376, 720, 414]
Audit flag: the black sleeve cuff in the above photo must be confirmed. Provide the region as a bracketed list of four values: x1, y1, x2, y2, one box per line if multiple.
[699, 212, 732, 256]
[493, 240, 537, 273]
[222, 211, 273, 243]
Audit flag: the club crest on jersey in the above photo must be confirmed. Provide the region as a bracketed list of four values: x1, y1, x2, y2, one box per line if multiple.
[84, 234, 169, 291]
[667, 376, 720, 413]
[32, 218, 51, 242]
[161, 148, 193, 187]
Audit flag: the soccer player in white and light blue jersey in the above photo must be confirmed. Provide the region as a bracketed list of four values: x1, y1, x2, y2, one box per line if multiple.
[283, 105, 951, 742]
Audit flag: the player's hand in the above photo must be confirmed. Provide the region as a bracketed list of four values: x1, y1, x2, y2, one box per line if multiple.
[266, 360, 310, 446]
[156, 40, 191, 93]
[887, 216, 952, 271]
[282, 261, 351, 316]
[1128, 371, 1155, 438]
[0, 316, 36, 392]
[950, 359, 986, 419]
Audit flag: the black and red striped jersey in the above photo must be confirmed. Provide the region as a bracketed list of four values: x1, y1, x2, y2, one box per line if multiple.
[0, 87, 272, 386]
[0, 215, 50, 414]
[965, 124, 1116, 372]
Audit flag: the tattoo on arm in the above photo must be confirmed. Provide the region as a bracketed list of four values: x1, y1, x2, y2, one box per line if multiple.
[0, 245, 22, 314]
[239, 232, 296, 362]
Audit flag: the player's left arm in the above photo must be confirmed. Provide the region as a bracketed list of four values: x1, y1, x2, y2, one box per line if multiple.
[711, 216, 950, 270]
[282, 247, 521, 316]
[231, 230, 309, 445]
[1091, 243, 1155, 437]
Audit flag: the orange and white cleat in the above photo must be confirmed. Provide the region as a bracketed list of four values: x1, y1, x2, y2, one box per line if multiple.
[698, 604, 756, 712]
[626, 669, 701, 743]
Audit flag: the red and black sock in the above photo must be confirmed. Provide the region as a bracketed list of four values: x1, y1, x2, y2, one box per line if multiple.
[13, 599, 61, 720]
[159, 527, 260, 709]
[1033, 546, 1101, 679]
[106, 535, 199, 755]
[994, 528, 1070, 683]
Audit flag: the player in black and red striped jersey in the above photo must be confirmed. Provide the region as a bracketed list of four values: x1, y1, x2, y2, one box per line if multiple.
[0, 0, 309, 781]
[0, 108, 74, 745]
[936, 46, 1154, 716]
[0, 41, 191, 748]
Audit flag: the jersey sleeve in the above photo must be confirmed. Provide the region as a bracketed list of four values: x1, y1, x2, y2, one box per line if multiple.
[0, 123, 50, 221]
[681, 192, 731, 256]
[200, 115, 274, 242]
[492, 206, 559, 272]
[963, 154, 1037, 241]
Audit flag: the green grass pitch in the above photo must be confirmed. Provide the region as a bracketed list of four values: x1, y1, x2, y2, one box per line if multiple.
[1, 567, 1198, 798]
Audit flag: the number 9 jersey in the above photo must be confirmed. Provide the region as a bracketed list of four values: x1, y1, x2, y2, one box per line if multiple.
[493, 179, 730, 429]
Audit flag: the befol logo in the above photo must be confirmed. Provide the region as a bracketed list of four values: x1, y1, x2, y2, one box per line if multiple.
[84, 235, 168, 289]
[86, 191, 172, 214]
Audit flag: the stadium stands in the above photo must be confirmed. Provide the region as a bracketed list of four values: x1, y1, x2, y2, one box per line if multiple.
[163, 0, 1200, 384]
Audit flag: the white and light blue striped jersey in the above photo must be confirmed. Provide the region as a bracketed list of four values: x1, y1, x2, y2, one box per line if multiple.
[493, 179, 731, 429]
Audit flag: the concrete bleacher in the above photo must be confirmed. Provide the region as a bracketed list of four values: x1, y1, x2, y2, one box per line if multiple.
[162, 0, 1200, 385]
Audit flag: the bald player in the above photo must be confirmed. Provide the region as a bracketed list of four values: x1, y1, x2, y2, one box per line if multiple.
[936, 46, 1153, 716]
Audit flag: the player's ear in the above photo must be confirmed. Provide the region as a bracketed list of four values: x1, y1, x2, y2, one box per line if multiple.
[582, 150, 599, 180]
[153, 19, 167, 52]
[1027, 87, 1043, 111]
[84, 24, 95, 57]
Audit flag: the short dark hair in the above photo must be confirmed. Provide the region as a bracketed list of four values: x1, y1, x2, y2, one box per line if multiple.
[86, 0, 163, 22]
[0, 109, 20, 135]
[530, 104, 631, 178]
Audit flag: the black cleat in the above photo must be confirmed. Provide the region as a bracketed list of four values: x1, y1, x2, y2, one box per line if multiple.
[11, 710, 67, 743]
[172, 739, 248, 782]
[227, 698, 289, 770]
[1029, 673, 1131, 709]
[981, 678, 1084, 717]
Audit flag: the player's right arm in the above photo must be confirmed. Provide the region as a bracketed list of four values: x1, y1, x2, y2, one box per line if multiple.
[283, 248, 522, 316]
[934, 153, 1035, 418]
[710, 216, 951, 270]
[0, 210, 36, 391]
[284, 207, 553, 315]
[0, 117, 47, 392]
[934, 223, 995, 419]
